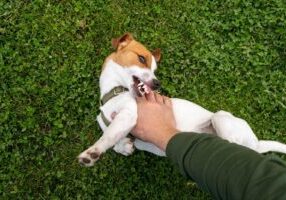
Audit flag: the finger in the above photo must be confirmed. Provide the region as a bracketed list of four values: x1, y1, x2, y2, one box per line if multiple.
[163, 96, 172, 107]
[155, 92, 164, 104]
[145, 90, 156, 102]
[141, 93, 147, 101]
[136, 95, 145, 103]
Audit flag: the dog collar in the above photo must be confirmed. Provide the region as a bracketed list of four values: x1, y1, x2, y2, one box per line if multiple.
[100, 86, 129, 127]
[100, 86, 129, 105]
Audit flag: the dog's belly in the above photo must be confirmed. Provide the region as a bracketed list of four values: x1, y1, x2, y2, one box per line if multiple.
[171, 98, 215, 134]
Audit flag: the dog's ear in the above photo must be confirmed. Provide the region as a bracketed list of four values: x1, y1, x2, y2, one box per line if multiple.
[112, 33, 133, 50]
[152, 48, 161, 62]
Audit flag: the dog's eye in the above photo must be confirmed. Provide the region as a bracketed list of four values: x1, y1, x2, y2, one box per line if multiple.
[138, 55, 146, 64]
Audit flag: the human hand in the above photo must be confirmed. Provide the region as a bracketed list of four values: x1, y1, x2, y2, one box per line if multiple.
[131, 91, 178, 150]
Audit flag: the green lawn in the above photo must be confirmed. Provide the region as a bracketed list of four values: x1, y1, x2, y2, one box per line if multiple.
[1, 0, 286, 199]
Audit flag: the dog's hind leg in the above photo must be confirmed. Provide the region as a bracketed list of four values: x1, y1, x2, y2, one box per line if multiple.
[257, 140, 286, 154]
[211, 111, 259, 151]
[212, 111, 286, 154]
[113, 137, 135, 156]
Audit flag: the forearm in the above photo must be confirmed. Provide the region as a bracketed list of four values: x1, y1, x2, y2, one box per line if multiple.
[166, 132, 286, 200]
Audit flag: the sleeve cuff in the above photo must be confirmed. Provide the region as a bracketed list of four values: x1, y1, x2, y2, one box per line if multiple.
[166, 132, 201, 177]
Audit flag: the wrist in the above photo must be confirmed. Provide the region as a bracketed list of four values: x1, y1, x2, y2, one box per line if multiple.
[155, 128, 178, 151]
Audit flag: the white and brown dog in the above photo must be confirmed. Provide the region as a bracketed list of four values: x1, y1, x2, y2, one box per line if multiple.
[78, 33, 286, 166]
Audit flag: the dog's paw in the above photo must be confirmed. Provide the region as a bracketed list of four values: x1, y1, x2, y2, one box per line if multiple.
[78, 148, 101, 167]
[113, 137, 135, 156]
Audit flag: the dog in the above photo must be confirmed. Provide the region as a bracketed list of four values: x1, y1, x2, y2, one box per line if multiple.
[78, 33, 286, 166]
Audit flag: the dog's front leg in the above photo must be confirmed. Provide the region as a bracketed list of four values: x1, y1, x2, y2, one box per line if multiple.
[78, 104, 137, 167]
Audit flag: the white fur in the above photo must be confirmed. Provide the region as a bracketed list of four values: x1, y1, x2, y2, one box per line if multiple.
[78, 55, 286, 167]
[78, 59, 156, 166]
[151, 56, 157, 72]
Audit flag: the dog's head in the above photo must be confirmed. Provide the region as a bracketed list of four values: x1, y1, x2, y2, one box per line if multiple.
[106, 33, 161, 96]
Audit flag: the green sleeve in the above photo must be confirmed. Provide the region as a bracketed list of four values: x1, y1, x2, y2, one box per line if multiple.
[166, 132, 286, 200]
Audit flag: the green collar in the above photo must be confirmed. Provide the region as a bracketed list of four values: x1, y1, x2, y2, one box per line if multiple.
[100, 86, 129, 127]
[101, 86, 129, 105]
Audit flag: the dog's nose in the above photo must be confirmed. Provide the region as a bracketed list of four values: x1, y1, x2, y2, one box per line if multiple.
[152, 79, 161, 90]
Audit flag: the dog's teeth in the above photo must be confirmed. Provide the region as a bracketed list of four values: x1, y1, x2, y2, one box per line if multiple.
[142, 85, 150, 94]
[136, 81, 148, 96]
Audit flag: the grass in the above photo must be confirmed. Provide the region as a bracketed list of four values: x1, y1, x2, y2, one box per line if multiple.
[1, 0, 286, 199]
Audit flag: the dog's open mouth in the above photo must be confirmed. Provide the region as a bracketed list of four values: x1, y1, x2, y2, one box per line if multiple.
[132, 76, 151, 97]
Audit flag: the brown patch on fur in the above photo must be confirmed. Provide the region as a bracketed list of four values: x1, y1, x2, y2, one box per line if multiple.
[90, 152, 100, 159]
[103, 33, 161, 70]
[152, 48, 161, 62]
[112, 33, 133, 50]
[82, 158, 91, 164]
[114, 40, 153, 68]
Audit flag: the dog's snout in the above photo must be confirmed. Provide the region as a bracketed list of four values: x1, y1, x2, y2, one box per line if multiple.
[152, 79, 161, 90]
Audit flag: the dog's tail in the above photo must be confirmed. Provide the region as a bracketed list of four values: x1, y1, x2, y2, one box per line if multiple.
[257, 140, 286, 154]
